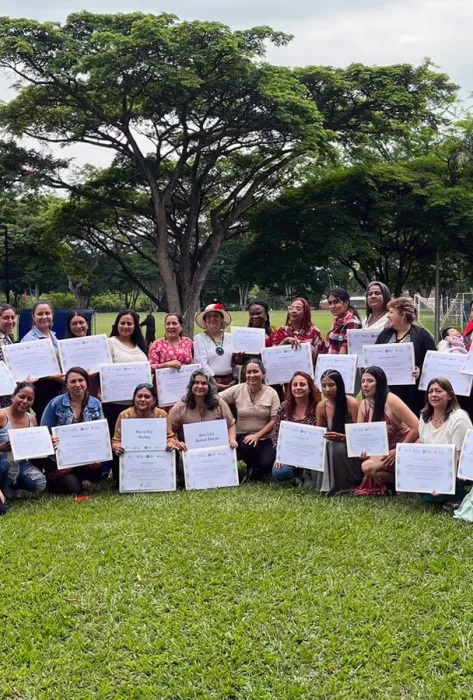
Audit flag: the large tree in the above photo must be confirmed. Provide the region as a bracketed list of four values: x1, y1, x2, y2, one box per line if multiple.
[0, 12, 327, 333]
[246, 156, 473, 297]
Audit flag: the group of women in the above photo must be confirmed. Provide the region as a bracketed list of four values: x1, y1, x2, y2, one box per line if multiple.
[1, 283, 473, 523]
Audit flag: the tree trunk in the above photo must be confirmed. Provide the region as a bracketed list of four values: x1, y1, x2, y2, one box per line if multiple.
[239, 283, 249, 310]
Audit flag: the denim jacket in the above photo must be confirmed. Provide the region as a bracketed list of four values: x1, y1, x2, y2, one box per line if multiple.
[21, 326, 59, 350]
[40, 392, 104, 430]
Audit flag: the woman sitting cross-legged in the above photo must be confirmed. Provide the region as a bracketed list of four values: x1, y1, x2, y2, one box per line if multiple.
[419, 378, 472, 510]
[0, 383, 47, 501]
[354, 365, 419, 496]
[271, 371, 320, 486]
[169, 369, 237, 451]
[112, 383, 179, 460]
[315, 370, 363, 495]
[41, 366, 106, 495]
[220, 359, 280, 482]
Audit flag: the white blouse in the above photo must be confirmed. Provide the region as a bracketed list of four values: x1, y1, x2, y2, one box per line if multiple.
[419, 409, 472, 453]
[108, 336, 148, 364]
[193, 332, 236, 377]
[362, 312, 389, 330]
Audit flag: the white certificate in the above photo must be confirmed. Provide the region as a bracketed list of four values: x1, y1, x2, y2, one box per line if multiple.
[121, 418, 167, 452]
[262, 343, 313, 385]
[395, 443, 456, 494]
[183, 419, 229, 450]
[4, 339, 60, 381]
[156, 363, 201, 407]
[53, 419, 112, 469]
[58, 334, 112, 374]
[363, 343, 415, 386]
[100, 362, 151, 403]
[419, 351, 473, 397]
[0, 361, 16, 396]
[315, 354, 358, 394]
[8, 426, 54, 461]
[276, 421, 326, 471]
[347, 329, 382, 359]
[231, 327, 266, 354]
[183, 446, 239, 490]
[458, 429, 473, 480]
[119, 450, 176, 493]
[345, 422, 389, 458]
[460, 348, 473, 376]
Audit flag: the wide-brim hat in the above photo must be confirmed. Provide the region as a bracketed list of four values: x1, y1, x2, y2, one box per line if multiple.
[195, 303, 232, 330]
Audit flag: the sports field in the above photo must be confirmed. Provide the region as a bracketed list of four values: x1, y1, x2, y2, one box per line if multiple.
[93, 309, 335, 338]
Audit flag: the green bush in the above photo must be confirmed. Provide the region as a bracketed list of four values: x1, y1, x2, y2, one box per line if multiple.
[90, 292, 122, 312]
[42, 292, 78, 309]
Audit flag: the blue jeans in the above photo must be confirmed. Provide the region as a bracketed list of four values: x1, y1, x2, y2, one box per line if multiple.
[272, 464, 301, 482]
[8, 460, 47, 493]
[0, 456, 9, 492]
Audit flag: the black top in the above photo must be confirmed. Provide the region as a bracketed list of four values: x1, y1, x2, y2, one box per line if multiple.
[375, 325, 436, 416]
[140, 315, 156, 332]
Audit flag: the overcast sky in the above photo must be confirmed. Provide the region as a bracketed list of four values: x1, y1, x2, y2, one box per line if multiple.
[1, 0, 471, 165]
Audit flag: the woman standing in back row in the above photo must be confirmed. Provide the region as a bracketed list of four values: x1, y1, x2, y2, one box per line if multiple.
[326, 288, 362, 354]
[271, 298, 324, 362]
[0, 304, 17, 409]
[363, 282, 391, 329]
[21, 301, 64, 422]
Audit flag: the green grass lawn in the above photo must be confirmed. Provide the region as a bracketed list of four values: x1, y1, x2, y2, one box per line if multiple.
[2, 484, 473, 698]
[94, 310, 335, 338]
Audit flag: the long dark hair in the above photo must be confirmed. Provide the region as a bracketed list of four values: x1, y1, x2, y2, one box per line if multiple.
[285, 371, 320, 419]
[66, 311, 89, 338]
[362, 366, 390, 422]
[421, 377, 460, 423]
[184, 369, 219, 411]
[320, 369, 350, 434]
[247, 300, 272, 337]
[328, 287, 361, 320]
[110, 310, 148, 354]
[365, 281, 391, 317]
[65, 366, 91, 419]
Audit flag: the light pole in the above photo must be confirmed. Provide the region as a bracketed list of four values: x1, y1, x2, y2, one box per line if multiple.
[0, 224, 9, 304]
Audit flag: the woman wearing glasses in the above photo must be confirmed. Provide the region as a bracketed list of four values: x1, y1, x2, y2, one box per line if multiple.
[271, 298, 324, 362]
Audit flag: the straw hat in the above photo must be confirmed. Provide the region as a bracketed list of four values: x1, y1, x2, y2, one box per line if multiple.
[195, 303, 232, 330]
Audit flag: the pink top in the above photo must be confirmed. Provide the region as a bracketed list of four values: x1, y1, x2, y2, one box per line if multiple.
[149, 337, 194, 367]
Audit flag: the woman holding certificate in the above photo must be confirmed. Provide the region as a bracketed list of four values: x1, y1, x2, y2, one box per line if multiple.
[0, 382, 47, 497]
[169, 369, 237, 449]
[326, 288, 362, 354]
[271, 298, 324, 362]
[220, 359, 280, 481]
[148, 314, 194, 370]
[354, 366, 419, 496]
[66, 311, 90, 339]
[193, 304, 237, 391]
[21, 301, 64, 422]
[376, 297, 436, 415]
[41, 367, 105, 494]
[272, 371, 321, 485]
[105, 310, 149, 476]
[233, 301, 275, 379]
[419, 378, 472, 509]
[362, 282, 391, 329]
[112, 383, 178, 455]
[0, 304, 17, 409]
[315, 370, 362, 494]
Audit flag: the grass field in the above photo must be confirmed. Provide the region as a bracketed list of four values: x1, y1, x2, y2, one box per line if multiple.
[93, 310, 335, 338]
[3, 484, 473, 698]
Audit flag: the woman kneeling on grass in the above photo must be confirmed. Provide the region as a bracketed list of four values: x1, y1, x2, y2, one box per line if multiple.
[271, 372, 320, 486]
[354, 366, 419, 496]
[419, 378, 472, 511]
[315, 370, 362, 495]
[41, 367, 105, 495]
[169, 369, 237, 451]
[0, 383, 46, 503]
[112, 383, 178, 467]
[221, 359, 280, 482]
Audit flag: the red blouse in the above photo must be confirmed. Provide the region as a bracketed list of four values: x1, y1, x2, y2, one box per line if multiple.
[149, 337, 194, 367]
[271, 324, 325, 361]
